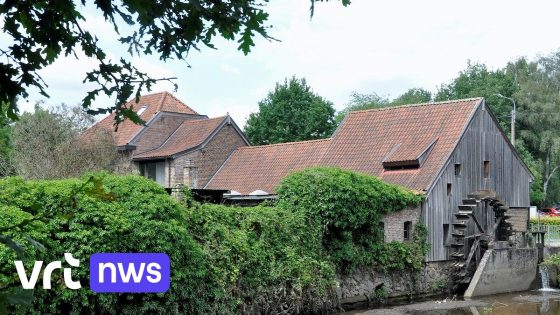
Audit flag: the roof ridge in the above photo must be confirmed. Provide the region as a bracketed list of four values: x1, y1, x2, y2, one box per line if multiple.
[239, 138, 332, 150]
[165, 92, 199, 115]
[347, 97, 483, 115]
[157, 92, 168, 112]
[187, 116, 226, 123]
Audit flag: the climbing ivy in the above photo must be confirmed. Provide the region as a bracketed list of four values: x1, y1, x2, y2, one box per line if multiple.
[277, 167, 425, 273]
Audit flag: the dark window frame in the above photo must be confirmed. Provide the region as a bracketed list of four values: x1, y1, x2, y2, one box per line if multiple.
[403, 221, 413, 241]
[455, 163, 462, 176]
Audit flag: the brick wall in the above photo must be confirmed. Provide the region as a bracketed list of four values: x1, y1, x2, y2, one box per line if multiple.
[170, 123, 248, 188]
[382, 206, 421, 242]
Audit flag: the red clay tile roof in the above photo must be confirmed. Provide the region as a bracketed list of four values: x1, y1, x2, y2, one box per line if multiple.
[207, 139, 331, 194]
[133, 116, 227, 159]
[86, 92, 199, 146]
[206, 98, 482, 194]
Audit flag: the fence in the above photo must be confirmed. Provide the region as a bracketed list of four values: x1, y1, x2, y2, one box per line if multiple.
[531, 224, 560, 246]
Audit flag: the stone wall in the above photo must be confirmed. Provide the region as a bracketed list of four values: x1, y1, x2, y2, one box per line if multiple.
[382, 207, 421, 242]
[336, 261, 455, 305]
[170, 123, 248, 188]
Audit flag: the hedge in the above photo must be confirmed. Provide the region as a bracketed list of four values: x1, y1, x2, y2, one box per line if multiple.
[530, 217, 560, 226]
[0, 174, 211, 314]
[1, 167, 428, 314]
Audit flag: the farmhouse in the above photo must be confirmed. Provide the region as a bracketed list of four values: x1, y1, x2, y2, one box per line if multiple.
[85, 91, 249, 189]
[206, 97, 534, 266]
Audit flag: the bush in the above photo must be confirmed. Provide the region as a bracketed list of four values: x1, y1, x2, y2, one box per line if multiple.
[1, 167, 429, 314]
[531, 217, 560, 226]
[0, 174, 211, 314]
[276, 167, 425, 272]
[185, 203, 337, 314]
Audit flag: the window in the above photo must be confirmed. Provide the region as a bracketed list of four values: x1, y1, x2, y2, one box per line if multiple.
[137, 105, 148, 116]
[379, 222, 385, 242]
[455, 163, 462, 176]
[144, 161, 165, 186]
[443, 224, 450, 246]
[447, 183, 452, 196]
[403, 221, 413, 241]
[483, 160, 490, 178]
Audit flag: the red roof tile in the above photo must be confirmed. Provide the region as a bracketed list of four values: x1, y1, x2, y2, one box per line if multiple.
[87, 92, 199, 146]
[207, 139, 331, 194]
[206, 98, 482, 194]
[133, 116, 227, 159]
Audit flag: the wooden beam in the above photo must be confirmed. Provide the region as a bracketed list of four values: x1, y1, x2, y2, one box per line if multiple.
[470, 214, 485, 233]
[465, 239, 480, 269]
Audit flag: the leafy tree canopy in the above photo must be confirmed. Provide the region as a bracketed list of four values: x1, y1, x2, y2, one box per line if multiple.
[0, 0, 349, 125]
[336, 88, 432, 123]
[507, 53, 560, 204]
[244, 77, 337, 145]
[335, 92, 390, 123]
[391, 88, 432, 106]
[8, 104, 116, 179]
[0, 108, 11, 177]
[435, 61, 517, 129]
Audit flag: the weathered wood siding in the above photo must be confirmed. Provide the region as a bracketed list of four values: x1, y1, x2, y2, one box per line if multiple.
[424, 102, 532, 261]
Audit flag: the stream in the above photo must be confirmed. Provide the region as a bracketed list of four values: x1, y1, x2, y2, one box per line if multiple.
[344, 291, 560, 315]
[343, 266, 560, 315]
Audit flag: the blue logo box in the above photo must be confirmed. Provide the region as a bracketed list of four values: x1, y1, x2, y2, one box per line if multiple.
[89, 253, 170, 293]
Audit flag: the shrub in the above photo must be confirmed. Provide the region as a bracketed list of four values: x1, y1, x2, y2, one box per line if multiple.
[531, 217, 560, 226]
[0, 174, 211, 314]
[185, 203, 337, 314]
[276, 167, 425, 272]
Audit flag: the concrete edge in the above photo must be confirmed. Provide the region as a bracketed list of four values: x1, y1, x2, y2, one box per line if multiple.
[463, 249, 493, 298]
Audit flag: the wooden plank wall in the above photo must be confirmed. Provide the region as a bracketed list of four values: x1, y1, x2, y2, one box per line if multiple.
[424, 102, 532, 261]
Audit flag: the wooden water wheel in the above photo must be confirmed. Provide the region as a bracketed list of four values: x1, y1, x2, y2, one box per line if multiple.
[449, 190, 513, 287]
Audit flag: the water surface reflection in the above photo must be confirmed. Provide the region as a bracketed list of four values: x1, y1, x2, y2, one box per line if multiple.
[350, 291, 560, 315]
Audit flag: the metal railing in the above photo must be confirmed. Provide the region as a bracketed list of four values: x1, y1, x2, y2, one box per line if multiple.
[531, 224, 560, 246]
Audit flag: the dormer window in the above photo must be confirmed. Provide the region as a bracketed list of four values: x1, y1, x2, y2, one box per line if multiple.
[382, 138, 438, 171]
[137, 105, 148, 116]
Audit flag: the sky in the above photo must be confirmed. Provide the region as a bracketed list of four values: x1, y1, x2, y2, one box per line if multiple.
[9, 0, 560, 127]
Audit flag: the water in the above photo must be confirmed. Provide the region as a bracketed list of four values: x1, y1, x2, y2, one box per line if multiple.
[539, 265, 560, 292]
[343, 267, 560, 315]
[343, 291, 560, 315]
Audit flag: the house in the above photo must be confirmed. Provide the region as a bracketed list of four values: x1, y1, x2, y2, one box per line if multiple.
[205, 98, 534, 262]
[85, 92, 249, 189]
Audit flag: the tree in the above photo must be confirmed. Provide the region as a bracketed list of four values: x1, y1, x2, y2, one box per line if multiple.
[0, 0, 349, 125]
[335, 92, 390, 123]
[436, 61, 518, 131]
[392, 88, 432, 106]
[245, 77, 337, 145]
[10, 104, 117, 179]
[508, 53, 560, 205]
[0, 103, 13, 177]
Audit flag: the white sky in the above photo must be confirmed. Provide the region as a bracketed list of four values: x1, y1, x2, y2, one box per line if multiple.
[9, 0, 560, 126]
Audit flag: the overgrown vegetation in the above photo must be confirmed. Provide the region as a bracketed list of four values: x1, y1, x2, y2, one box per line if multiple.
[1, 167, 427, 313]
[0, 174, 211, 314]
[185, 204, 337, 314]
[277, 167, 426, 273]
